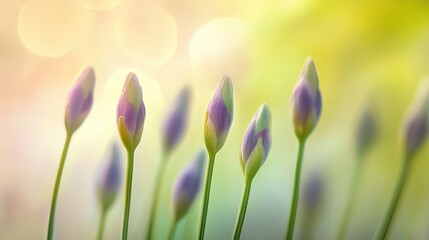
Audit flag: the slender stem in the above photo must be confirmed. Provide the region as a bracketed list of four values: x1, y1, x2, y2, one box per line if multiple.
[286, 140, 306, 240]
[232, 179, 252, 240]
[198, 153, 216, 240]
[373, 160, 411, 240]
[167, 220, 178, 240]
[337, 160, 363, 240]
[122, 149, 135, 240]
[97, 209, 107, 240]
[146, 154, 167, 240]
[47, 133, 72, 240]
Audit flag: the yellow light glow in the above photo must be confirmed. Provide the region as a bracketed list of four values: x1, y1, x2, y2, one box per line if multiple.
[17, 0, 94, 57]
[189, 18, 249, 81]
[79, 0, 123, 11]
[115, 3, 177, 67]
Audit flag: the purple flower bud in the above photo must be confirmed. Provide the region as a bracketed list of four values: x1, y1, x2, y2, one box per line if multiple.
[291, 58, 322, 141]
[403, 78, 429, 159]
[240, 104, 271, 180]
[171, 150, 206, 221]
[302, 172, 323, 211]
[356, 106, 377, 158]
[64, 66, 95, 134]
[162, 86, 191, 154]
[204, 76, 234, 156]
[117, 73, 146, 151]
[98, 143, 123, 210]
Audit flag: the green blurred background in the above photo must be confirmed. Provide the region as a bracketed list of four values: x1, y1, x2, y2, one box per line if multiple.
[1, 0, 429, 239]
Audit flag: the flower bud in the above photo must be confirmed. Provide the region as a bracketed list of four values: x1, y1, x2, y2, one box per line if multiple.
[162, 86, 191, 154]
[356, 105, 377, 158]
[97, 143, 123, 210]
[240, 104, 271, 181]
[117, 73, 146, 151]
[291, 58, 322, 141]
[403, 78, 429, 159]
[171, 150, 206, 221]
[64, 66, 95, 134]
[204, 76, 234, 156]
[302, 172, 323, 211]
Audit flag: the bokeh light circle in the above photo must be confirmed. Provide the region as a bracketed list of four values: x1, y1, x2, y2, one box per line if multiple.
[79, 0, 123, 11]
[17, 0, 94, 57]
[115, 3, 177, 67]
[189, 18, 249, 81]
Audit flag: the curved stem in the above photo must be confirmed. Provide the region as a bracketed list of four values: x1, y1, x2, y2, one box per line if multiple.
[97, 209, 107, 240]
[337, 161, 363, 240]
[146, 154, 167, 240]
[122, 149, 135, 240]
[373, 160, 411, 240]
[198, 153, 216, 240]
[47, 133, 72, 240]
[167, 220, 178, 240]
[286, 140, 306, 240]
[232, 179, 252, 240]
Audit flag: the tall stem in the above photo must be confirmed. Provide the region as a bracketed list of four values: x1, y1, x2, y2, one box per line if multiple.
[373, 159, 411, 240]
[198, 153, 216, 240]
[122, 149, 135, 240]
[97, 209, 107, 240]
[47, 133, 72, 240]
[167, 220, 178, 240]
[337, 160, 363, 239]
[286, 140, 306, 240]
[232, 179, 252, 240]
[146, 154, 167, 240]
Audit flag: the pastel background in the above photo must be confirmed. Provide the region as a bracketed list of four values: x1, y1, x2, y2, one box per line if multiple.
[1, 0, 429, 239]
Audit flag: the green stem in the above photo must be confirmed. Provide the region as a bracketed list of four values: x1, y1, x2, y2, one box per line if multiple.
[146, 154, 167, 240]
[337, 161, 363, 240]
[47, 133, 72, 240]
[198, 153, 216, 240]
[167, 221, 178, 240]
[232, 179, 252, 240]
[373, 160, 411, 240]
[286, 140, 306, 240]
[97, 209, 107, 240]
[122, 149, 135, 240]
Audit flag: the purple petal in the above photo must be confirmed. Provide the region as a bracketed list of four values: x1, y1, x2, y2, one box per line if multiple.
[293, 83, 315, 125]
[208, 95, 232, 136]
[117, 95, 138, 135]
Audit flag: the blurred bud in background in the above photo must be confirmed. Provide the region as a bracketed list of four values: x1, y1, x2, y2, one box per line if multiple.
[356, 104, 378, 159]
[402, 78, 429, 159]
[302, 172, 324, 212]
[117, 73, 146, 151]
[291, 58, 322, 142]
[300, 171, 324, 240]
[171, 150, 206, 222]
[64, 66, 95, 134]
[162, 85, 191, 155]
[97, 142, 123, 211]
[240, 103, 272, 181]
[204, 76, 234, 156]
